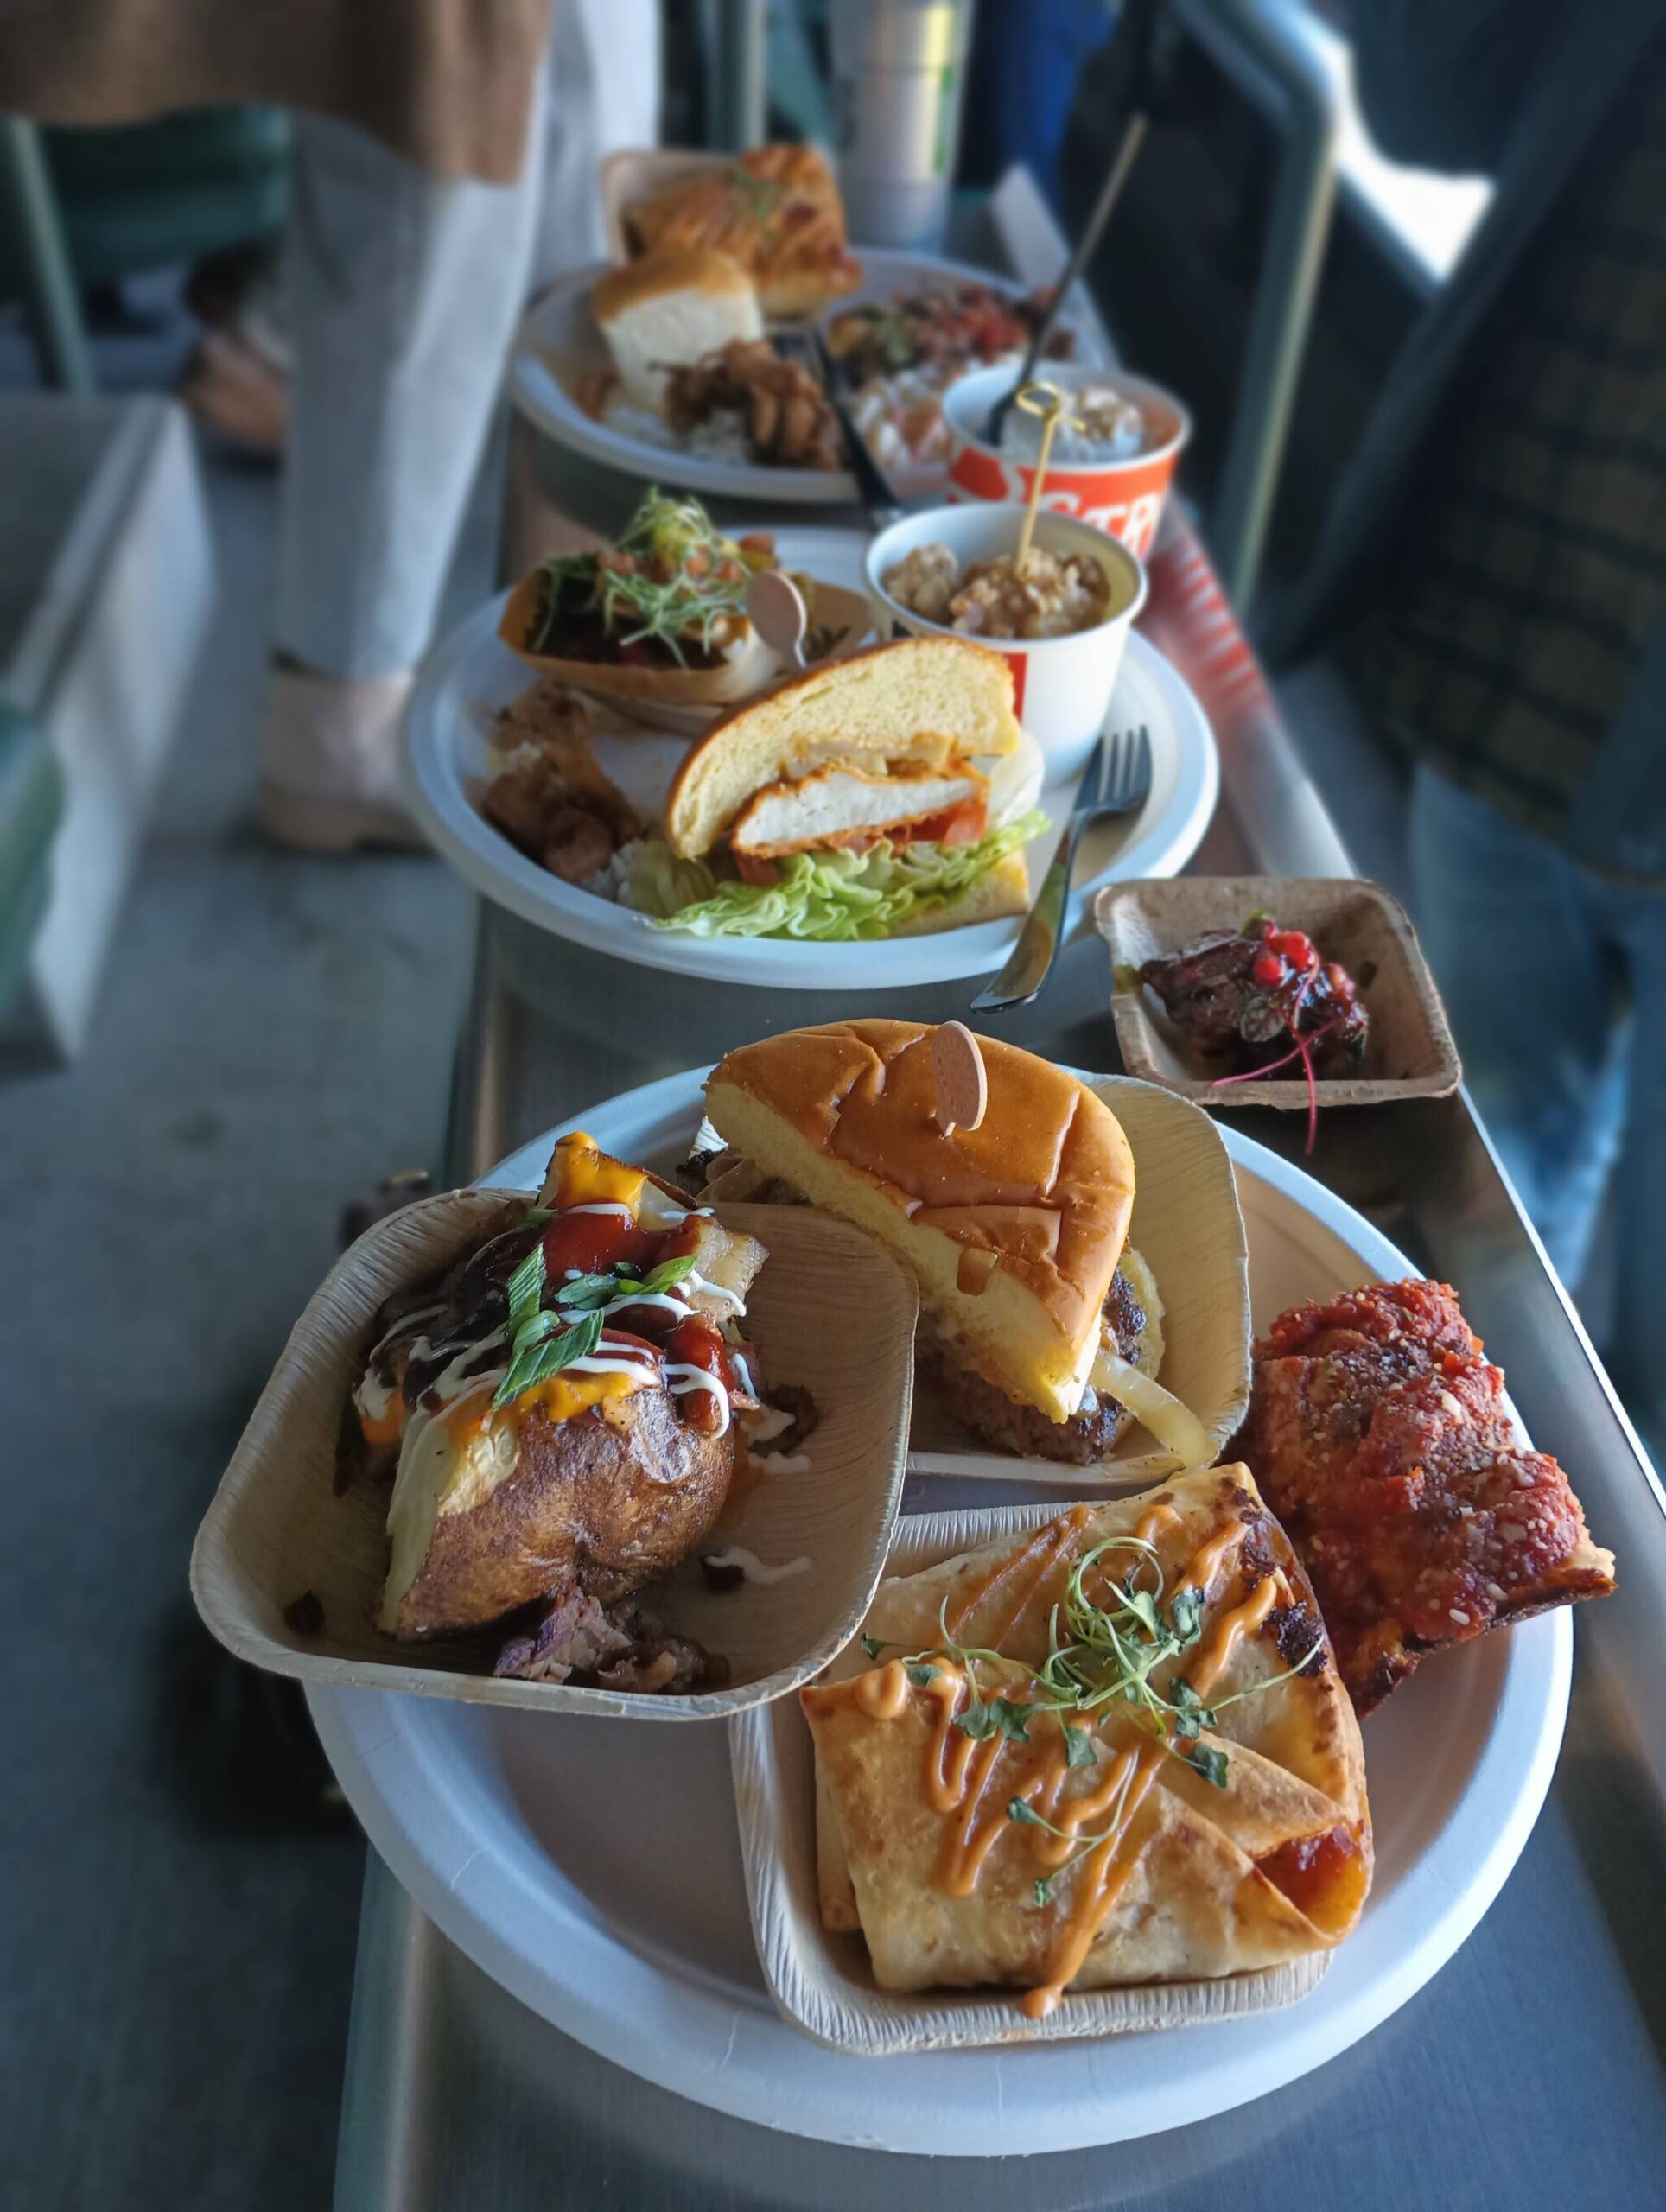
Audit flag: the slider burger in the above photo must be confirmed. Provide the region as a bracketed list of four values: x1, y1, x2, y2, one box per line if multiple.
[346, 1134, 767, 1687]
[650, 638, 1046, 939]
[699, 1020, 1213, 1466]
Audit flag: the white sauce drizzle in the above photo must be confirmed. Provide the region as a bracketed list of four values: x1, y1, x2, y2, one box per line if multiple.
[703, 1545, 812, 1587]
[367, 1300, 445, 1365]
[563, 1353, 660, 1382]
[353, 1370, 396, 1425]
[665, 1363, 732, 1436]
[685, 1270, 745, 1313]
[562, 1202, 637, 1222]
[742, 1402, 792, 1444]
[422, 1326, 508, 1404]
[749, 1450, 811, 1476]
[596, 1289, 690, 1323]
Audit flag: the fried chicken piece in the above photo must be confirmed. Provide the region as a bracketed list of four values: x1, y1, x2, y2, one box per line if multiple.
[480, 679, 642, 884]
[665, 340, 843, 471]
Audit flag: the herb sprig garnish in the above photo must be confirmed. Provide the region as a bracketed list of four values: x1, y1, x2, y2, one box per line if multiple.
[532, 489, 766, 666]
[492, 1242, 701, 1411]
[862, 1535, 1326, 1896]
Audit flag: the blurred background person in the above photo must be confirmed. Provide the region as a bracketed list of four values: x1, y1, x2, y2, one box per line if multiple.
[1274, 0, 1666, 1465]
[2, 0, 660, 851]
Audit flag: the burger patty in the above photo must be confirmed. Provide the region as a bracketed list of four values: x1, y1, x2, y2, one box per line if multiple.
[923, 1267, 1151, 1464]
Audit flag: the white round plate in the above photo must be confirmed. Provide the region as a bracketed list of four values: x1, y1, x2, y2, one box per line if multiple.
[510, 248, 1092, 506]
[404, 527, 1218, 989]
[309, 1069, 1571, 2157]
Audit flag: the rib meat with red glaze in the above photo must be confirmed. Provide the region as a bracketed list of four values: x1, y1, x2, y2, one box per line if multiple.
[1234, 1279, 1614, 1714]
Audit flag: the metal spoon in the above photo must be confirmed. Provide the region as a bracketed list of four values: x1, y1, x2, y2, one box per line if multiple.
[747, 568, 809, 669]
[981, 0, 1160, 446]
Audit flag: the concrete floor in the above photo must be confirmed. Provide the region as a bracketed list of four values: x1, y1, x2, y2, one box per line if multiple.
[1, 295, 478, 2209]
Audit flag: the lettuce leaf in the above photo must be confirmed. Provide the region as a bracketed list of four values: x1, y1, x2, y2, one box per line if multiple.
[628, 811, 1048, 943]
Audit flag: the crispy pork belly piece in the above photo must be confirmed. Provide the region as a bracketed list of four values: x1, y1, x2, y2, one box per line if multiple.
[1236, 1280, 1615, 1713]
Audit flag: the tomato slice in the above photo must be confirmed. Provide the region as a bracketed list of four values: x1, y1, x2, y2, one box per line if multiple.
[899, 796, 988, 849]
[734, 851, 780, 887]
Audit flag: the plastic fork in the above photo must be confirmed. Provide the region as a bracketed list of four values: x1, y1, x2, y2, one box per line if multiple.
[970, 724, 1153, 1012]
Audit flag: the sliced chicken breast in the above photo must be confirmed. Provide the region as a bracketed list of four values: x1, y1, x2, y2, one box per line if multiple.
[731, 760, 986, 856]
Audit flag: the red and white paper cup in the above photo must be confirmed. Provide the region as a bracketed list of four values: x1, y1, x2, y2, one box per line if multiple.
[943, 363, 1190, 563]
[865, 503, 1148, 783]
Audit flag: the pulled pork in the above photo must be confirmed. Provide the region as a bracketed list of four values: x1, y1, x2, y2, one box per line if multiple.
[493, 1588, 727, 1694]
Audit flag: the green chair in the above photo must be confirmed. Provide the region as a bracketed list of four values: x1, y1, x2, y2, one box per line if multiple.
[0, 105, 290, 391]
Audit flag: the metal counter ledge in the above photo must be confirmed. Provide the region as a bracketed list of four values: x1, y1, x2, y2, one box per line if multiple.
[328, 184, 1666, 2211]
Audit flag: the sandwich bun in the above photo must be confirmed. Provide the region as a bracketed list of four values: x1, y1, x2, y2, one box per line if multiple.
[665, 637, 1025, 859]
[704, 1021, 1135, 1421]
[591, 247, 763, 410]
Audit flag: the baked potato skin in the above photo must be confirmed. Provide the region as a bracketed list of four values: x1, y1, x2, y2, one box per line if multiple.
[388, 1387, 734, 1640]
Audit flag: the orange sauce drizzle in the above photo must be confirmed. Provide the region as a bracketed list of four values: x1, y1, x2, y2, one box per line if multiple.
[839, 1497, 1299, 2019]
[359, 1401, 404, 1448]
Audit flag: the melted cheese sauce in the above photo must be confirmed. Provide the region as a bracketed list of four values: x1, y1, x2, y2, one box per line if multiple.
[832, 1497, 1309, 2018]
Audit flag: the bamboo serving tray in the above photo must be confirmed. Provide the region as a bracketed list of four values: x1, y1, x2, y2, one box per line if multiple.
[1096, 876, 1461, 1109]
[190, 1192, 917, 1722]
[728, 1502, 1329, 2056]
[598, 147, 734, 266]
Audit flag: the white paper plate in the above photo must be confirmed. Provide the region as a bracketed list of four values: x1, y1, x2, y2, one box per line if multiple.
[404, 528, 1218, 989]
[509, 248, 1095, 507]
[308, 1068, 1571, 2156]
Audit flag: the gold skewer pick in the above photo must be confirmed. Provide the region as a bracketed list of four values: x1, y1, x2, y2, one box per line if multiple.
[1013, 381, 1088, 573]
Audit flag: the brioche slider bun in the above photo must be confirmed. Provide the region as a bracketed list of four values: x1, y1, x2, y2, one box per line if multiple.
[660, 635, 1040, 931]
[705, 1021, 1135, 1422]
[591, 247, 763, 410]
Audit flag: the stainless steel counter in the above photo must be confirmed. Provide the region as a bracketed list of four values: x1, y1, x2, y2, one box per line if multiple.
[331, 178, 1666, 2209]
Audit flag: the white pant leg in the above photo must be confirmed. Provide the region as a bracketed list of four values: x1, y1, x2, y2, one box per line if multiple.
[275, 81, 550, 679]
[533, 0, 663, 284]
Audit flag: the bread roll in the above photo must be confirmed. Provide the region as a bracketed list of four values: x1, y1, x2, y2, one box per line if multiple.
[705, 1021, 1135, 1421]
[665, 638, 1023, 859]
[592, 247, 763, 410]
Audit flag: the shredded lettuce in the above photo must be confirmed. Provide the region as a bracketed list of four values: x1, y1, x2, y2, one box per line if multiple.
[627, 811, 1048, 942]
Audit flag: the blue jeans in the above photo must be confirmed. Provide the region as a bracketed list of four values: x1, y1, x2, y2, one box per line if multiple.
[1409, 766, 1666, 1460]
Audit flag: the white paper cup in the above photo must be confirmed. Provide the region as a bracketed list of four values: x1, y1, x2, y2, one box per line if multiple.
[943, 363, 1191, 562]
[865, 503, 1148, 782]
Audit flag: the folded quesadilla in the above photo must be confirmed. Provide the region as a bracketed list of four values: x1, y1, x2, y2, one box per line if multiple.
[802, 1466, 1370, 2017]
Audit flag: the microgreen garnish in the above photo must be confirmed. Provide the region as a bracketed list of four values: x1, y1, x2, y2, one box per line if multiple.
[1063, 1725, 1097, 1770]
[859, 1634, 888, 1661]
[906, 1662, 940, 1689]
[532, 490, 762, 667]
[958, 1696, 1034, 1745]
[519, 1206, 554, 1228]
[1183, 1745, 1230, 1788]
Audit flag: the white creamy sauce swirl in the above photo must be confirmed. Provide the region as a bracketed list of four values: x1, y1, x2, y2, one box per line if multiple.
[702, 1545, 812, 1587]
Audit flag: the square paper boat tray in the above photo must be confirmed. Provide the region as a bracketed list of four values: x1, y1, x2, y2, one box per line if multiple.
[190, 1191, 917, 1721]
[904, 1075, 1251, 1488]
[599, 148, 732, 266]
[729, 1500, 1329, 2054]
[1096, 876, 1461, 1109]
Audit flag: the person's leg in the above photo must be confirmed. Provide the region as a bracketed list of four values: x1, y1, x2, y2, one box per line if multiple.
[1408, 764, 1628, 1287]
[261, 89, 547, 847]
[1597, 879, 1666, 1471]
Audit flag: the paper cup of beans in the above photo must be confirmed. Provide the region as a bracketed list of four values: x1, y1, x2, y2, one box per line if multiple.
[942, 364, 1190, 563]
[865, 502, 1148, 783]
